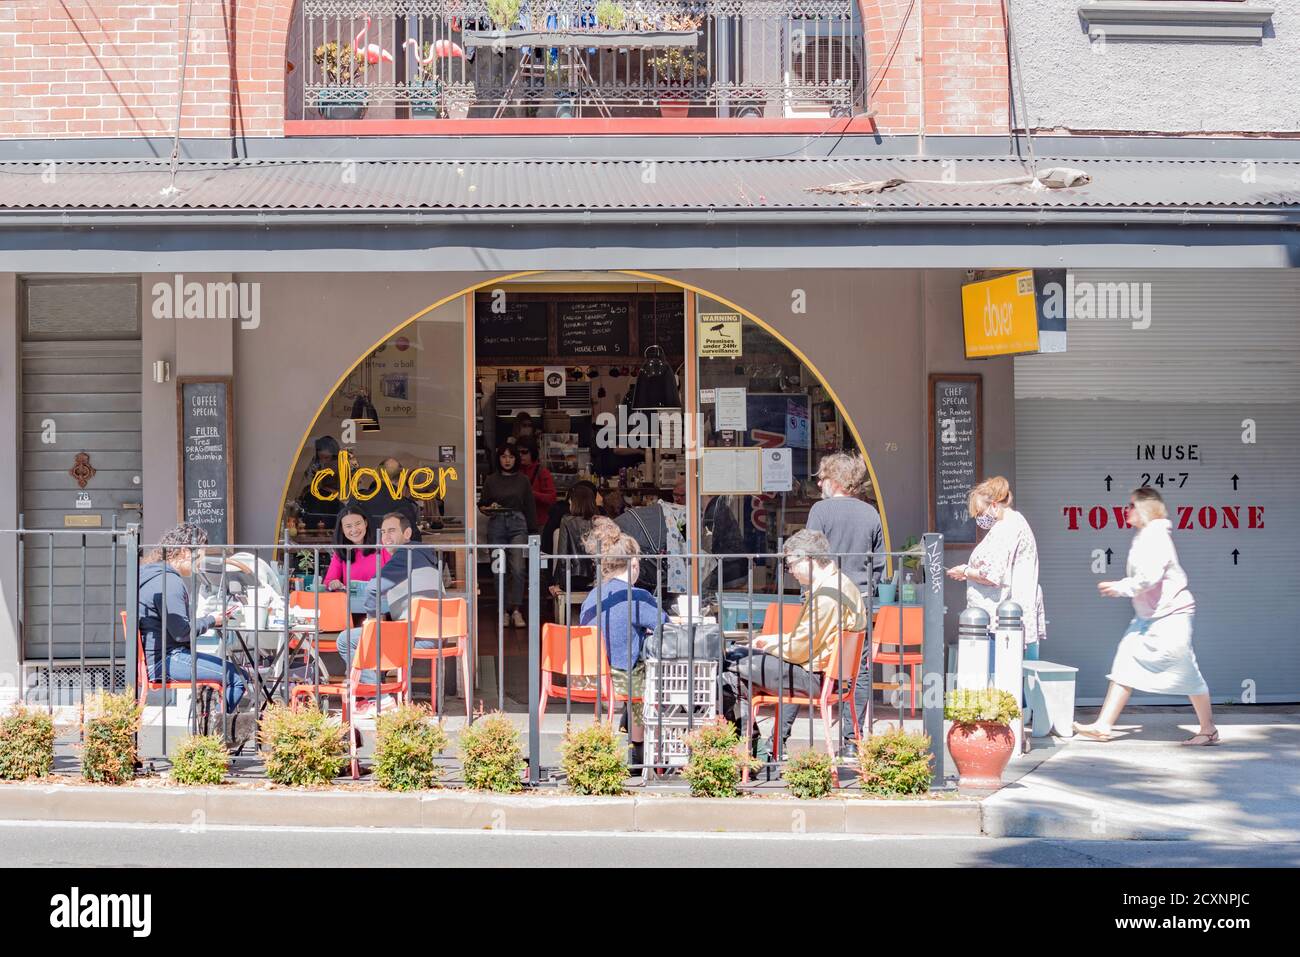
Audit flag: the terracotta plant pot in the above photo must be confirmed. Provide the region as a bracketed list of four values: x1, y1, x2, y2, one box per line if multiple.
[946, 721, 1014, 788]
[657, 97, 690, 118]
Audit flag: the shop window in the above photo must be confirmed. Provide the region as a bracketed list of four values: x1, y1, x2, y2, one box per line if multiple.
[281, 298, 467, 559]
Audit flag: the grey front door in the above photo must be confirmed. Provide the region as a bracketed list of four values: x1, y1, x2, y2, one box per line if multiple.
[21, 339, 142, 663]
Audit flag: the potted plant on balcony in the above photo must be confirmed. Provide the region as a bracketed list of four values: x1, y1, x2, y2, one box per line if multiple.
[488, 0, 522, 30]
[944, 687, 1022, 789]
[649, 46, 705, 118]
[406, 41, 444, 118]
[313, 41, 370, 120]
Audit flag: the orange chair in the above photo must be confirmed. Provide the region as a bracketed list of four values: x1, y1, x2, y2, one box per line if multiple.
[758, 601, 803, 637]
[750, 629, 867, 765]
[288, 590, 350, 652]
[120, 611, 225, 707]
[408, 596, 472, 720]
[871, 604, 925, 717]
[538, 623, 616, 724]
[289, 619, 413, 779]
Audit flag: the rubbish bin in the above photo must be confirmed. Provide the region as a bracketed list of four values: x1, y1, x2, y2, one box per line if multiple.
[1022, 660, 1079, 738]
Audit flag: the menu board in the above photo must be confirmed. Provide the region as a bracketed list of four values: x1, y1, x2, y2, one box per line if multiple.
[558, 299, 630, 356]
[637, 297, 685, 357]
[928, 374, 982, 547]
[475, 298, 549, 357]
[177, 377, 234, 545]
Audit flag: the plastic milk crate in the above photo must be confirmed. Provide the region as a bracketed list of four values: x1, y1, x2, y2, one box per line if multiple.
[642, 658, 719, 712]
[643, 719, 696, 767]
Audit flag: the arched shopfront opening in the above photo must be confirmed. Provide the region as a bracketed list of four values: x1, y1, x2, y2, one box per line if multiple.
[276, 271, 892, 584]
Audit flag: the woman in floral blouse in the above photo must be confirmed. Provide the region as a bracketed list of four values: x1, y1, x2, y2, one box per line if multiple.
[946, 476, 1046, 657]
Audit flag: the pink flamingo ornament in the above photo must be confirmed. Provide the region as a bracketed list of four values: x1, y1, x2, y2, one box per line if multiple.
[403, 37, 466, 62]
[353, 16, 395, 65]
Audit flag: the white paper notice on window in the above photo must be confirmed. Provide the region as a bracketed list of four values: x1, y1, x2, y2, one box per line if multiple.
[715, 387, 747, 432]
[701, 447, 762, 494]
[761, 448, 793, 492]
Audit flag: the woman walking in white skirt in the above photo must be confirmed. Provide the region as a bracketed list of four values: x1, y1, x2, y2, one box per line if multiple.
[1074, 487, 1218, 745]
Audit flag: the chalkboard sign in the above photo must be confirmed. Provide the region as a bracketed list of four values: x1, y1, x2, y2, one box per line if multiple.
[475, 298, 549, 357]
[928, 374, 982, 547]
[177, 377, 235, 545]
[637, 297, 685, 357]
[558, 299, 630, 356]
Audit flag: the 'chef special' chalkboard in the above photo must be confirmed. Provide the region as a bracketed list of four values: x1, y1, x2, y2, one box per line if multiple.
[177, 377, 235, 545]
[928, 374, 982, 547]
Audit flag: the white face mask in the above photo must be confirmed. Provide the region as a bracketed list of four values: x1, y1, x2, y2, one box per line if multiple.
[975, 509, 998, 530]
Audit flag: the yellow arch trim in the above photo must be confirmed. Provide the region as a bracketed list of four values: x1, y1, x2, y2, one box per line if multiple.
[274, 269, 893, 573]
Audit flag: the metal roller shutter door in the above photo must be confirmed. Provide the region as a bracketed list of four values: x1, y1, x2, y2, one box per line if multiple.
[1014, 269, 1300, 703]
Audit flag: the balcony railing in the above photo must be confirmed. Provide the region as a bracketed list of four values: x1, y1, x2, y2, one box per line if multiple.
[294, 0, 865, 121]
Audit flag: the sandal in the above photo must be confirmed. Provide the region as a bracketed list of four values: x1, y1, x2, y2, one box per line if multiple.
[1072, 722, 1112, 741]
[1181, 729, 1220, 747]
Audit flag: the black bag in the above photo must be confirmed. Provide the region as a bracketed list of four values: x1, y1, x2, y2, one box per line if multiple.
[644, 621, 722, 660]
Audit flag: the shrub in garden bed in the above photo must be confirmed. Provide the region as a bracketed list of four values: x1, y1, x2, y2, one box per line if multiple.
[857, 727, 934, 796]
[682, 720, 758, 798]
[170, 733, 229, 786]
[82, 693, 142, 785]
[558, 721, 627, 796]
[783, 747, 836, 799]
[373, 704, 448, 791]
[459, 711, 525, 793]
[0, 706, 55, 780]
[259, 703, 346, 787]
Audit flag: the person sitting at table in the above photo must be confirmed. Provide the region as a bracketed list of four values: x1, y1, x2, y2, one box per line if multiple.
[138, 523, 254, 738]
[322, 505, 389, 591]
[335, 511, 445, 716]
[578, 518, 670, 768]
[545, 481, 600, 600]
[720, 528, 867, 763]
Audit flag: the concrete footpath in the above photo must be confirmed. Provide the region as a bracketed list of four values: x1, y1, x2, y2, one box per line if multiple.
[986, 708, 1300, 841]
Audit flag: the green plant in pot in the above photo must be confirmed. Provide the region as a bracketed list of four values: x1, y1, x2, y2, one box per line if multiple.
[649, 46, 706, 118]
[488, 0, 522, 29]
[313, 41, 370, 120]
[295, 549, 319, 591]
[405, 41, 444, 118]
[595, 0, 628, 30]
[944, 687, 1022, 789]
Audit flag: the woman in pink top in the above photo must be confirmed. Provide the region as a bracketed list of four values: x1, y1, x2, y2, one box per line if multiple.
[1075, 487, 1217, 746]
[323, 506, 388, 591]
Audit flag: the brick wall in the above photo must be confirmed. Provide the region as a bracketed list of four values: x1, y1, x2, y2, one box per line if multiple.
[864, 0, 1010, 136]
[0, 1, 1009, 140]
[0, 1, 292, 139]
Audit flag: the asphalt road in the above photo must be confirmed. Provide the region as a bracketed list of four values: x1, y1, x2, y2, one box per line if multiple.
[2, 821, 1298, 868]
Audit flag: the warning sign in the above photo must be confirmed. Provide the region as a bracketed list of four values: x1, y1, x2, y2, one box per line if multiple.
[698, 313, 742, 357]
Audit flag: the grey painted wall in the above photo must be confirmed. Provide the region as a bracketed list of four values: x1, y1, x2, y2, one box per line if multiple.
[1009, 2, 1299, 133]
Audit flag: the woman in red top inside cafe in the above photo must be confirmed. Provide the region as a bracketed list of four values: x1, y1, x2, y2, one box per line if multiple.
[323, 505, 389, 590]
[516, 438, 557, 531]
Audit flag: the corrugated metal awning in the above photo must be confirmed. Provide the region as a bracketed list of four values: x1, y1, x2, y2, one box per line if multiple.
[0, 156, 1295, 214]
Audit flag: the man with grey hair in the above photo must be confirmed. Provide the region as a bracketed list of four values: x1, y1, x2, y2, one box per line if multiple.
[720, 528, 867, 762]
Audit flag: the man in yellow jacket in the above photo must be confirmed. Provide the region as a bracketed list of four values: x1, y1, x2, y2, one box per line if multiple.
[721, 528, 867, 761]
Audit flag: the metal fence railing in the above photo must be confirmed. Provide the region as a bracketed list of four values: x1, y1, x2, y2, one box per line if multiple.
[295, 0, 866, 120]
[0, 525, 945, 788]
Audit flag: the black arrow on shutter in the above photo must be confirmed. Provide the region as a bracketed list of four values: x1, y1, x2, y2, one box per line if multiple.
[1105, 547, 1113, 566]
[1231, 549, 1240, 566]
[1231, 474, 1240, 491]
[1104, 475, 1113, 491]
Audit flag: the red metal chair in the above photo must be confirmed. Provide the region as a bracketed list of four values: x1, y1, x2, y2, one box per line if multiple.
[289, 618, 413, 779]
[871, 605, 924, 717]
[538, 623, 616, 724]
[408, 596, 472, 720]
[120, 611, 225, 706]
[758, 601, 803, 637]
[750, 629, 867, 765]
